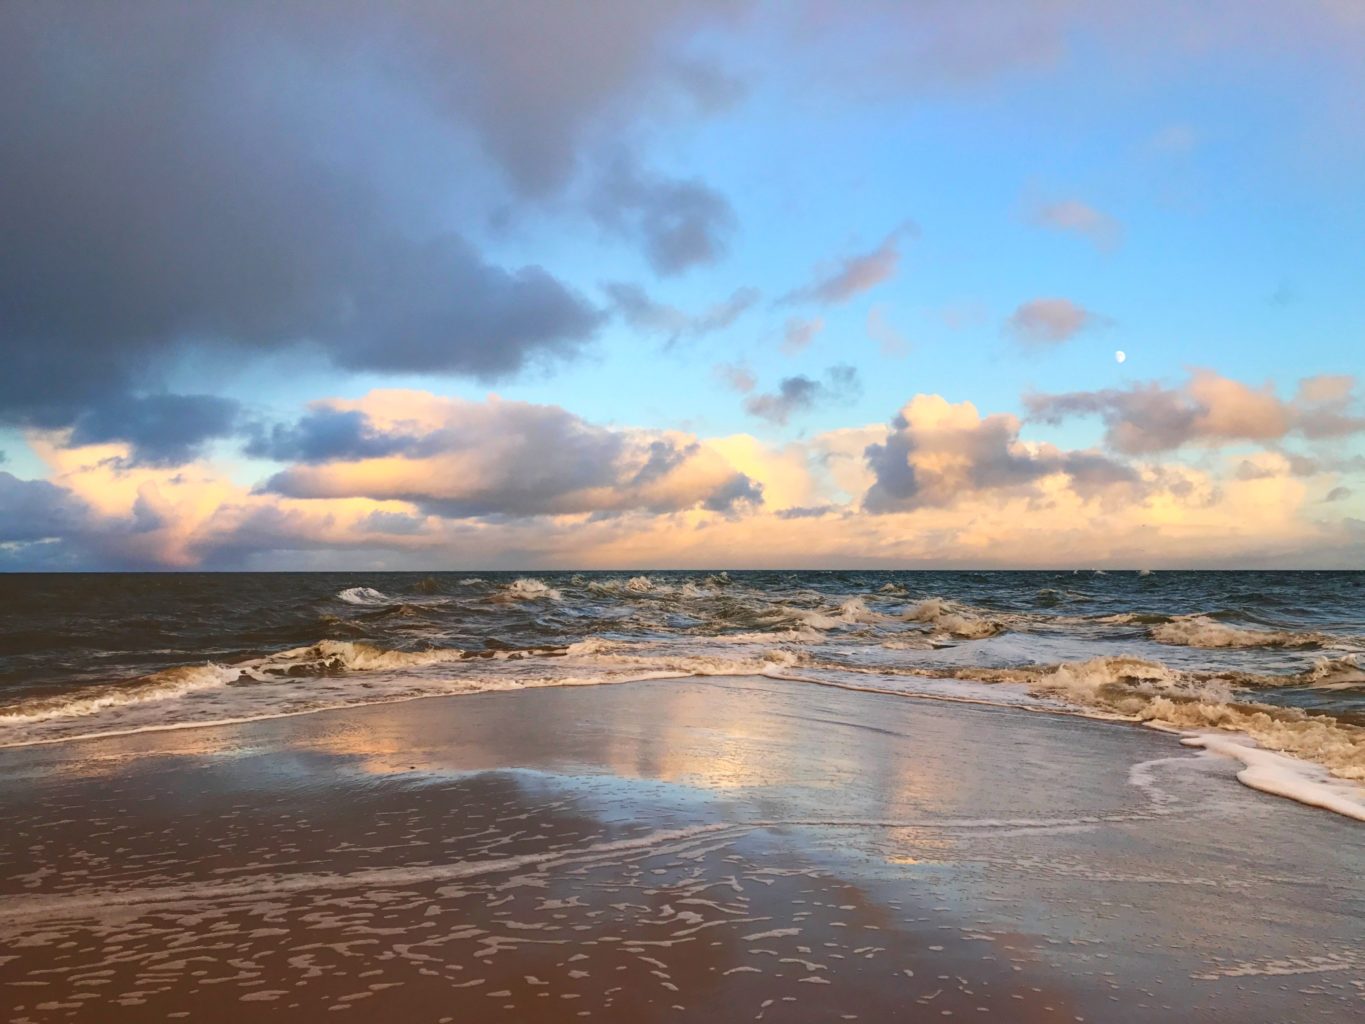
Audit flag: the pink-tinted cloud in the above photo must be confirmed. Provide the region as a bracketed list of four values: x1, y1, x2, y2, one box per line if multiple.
[5, 384, 1362, 569]
[1027, 370, 1365, 453]
[1005, 298, 1111, 345]
[260, 393, 763, 519]
[781, 316, 824, 355]
[1029, 198, 1123, 251]
[713, 362, 757, 393]
[779, 223, 918, 306]
[863, 395, 1138, 512]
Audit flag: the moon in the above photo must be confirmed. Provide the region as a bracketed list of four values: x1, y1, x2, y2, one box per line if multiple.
[1115, 350, 1127, 364]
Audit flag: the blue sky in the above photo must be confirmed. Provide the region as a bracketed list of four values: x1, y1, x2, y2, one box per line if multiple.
[1, 1, 1362, 568]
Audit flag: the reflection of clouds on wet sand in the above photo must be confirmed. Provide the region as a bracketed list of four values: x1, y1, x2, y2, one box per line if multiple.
[1, 676, 1361, 1022]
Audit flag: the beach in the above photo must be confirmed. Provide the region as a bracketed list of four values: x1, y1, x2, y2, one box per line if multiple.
[2, 674, 1360, 1022]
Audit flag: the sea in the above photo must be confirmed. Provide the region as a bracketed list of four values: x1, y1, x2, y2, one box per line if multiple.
[2, 570, 1362, 814]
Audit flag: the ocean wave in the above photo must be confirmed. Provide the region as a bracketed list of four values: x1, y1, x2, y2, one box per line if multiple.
[820, 652, 1365, 811]
[0, 663, 242, 724]
[1164, 731, 1365, 821]
[266, 639, 469, 674]
[586, 575, 665, 598]
[337, 586, 391, 606]
[1149, 614, 1334, 650]
[1301, 654, 1365, 689]
[900, 597, 1006, 639]
[498, 578, 562, 602]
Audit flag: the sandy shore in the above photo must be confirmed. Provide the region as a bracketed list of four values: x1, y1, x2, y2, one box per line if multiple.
[1, 675, 1361, 1022]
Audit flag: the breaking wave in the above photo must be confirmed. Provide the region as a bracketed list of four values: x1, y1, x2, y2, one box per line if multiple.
[498, 578, 562, 601]
[0, 664, 242, 724]
[337, 586, 391, 606]
[1150, 614, 1336, 650]
[5, 570, 1364, 818]
[900, 597, 1007, 639]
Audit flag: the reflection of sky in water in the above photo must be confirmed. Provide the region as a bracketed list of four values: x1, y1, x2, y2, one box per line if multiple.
[1, 675, 1360, 1022]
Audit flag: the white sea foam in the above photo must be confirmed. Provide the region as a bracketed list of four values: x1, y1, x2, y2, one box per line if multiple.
[0, 823, 742, 924]
[900, 598, 1005, 639]
[1180, 731, 1365, 821]
[1150, 614, 1332, 650]
[773, 596, 889, 631]
[0, 663, 242, 724]
[337, 586, 391, 605]
[269, 639, 468, 673]
[500, 578, 562, 601]
[865, 654, 1365, 814]
[1302, 653, 1365, 689]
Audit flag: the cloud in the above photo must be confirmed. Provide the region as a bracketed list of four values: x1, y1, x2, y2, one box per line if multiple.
[774, 504, 839, 519]
[1324, 486, 1353, 503]
[785, 2, 1365, 100]
[0, 472, 91, 545]
[1027, 370, 1365, 453]
[714, 363, 757, 393]
[259, 391, 764, 519]
[1028, 198, 1123, 251]
[0, 1, 743, 459]
[1293, 375, 1365, 438]
[605, 282, 759, 344]
[5, 384, 1362, 570]
[1004, 298, 1111, 345]
[744, 366, 862, 425]
[591, 158, 738, 275]
[781, 317, 824, 355]
[779, 223, 917, 306]
[863, 395, 1139, 513]
[244, 408, 427, 464]
[61, 394, 240, 467]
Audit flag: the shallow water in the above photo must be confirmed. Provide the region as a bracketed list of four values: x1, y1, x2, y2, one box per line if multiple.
[1, 570, 1362, 812]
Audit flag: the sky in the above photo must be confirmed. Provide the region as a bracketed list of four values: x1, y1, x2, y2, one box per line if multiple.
[1, 0, 1363, 570]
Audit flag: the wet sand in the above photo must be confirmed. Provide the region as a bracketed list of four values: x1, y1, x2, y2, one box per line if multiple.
[1, 675, 1361, 1022]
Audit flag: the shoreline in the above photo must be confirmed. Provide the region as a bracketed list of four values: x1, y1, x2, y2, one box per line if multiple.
[3, 665, 1362, 821]
[2, 675, 1361, 1021]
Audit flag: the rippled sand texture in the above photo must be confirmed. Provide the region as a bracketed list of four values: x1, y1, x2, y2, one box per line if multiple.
[1, 677, 1361, 1022]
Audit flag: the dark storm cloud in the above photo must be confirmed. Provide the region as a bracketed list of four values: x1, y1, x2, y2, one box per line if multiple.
[0, 473, 92, 545]
[0, 1, 738, 462]
[244, 408, 424, 464]
[744, 365, 862, 425]
[67, 394, 241, 466]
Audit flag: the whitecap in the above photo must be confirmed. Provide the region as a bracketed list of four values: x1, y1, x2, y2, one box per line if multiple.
[337, 586, 391, 606]
[1150, 614, 1333, 650]
[500, 578, 562, 601]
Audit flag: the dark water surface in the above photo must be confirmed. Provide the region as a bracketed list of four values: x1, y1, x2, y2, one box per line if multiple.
[1, 571, 1362, 812]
